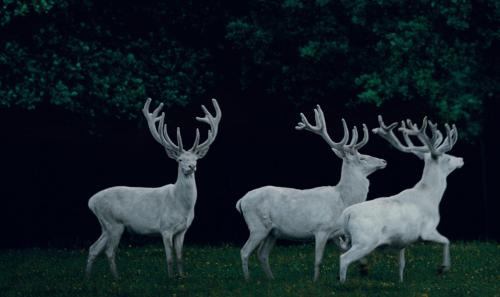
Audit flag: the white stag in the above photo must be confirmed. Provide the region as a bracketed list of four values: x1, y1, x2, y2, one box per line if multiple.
[338, 116, 463, 283]
[236, 105, 387, 281]
[85, 98, 221, 279]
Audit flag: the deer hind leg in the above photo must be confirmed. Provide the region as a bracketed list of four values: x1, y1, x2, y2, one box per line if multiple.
[241, 229, 270, 280]
[421, 230, 450, 273]
[105, 224, 124, 279]
[398, 248, 406, 282]
[339, 244, 376, 283]
[313, 231, 329, 282]
[86, 232, 108, 278]
[174, 230, 187, 277]
[257, 234, 277, 279]
[358, 257, 369, 276]
[162, 232, 175, 278]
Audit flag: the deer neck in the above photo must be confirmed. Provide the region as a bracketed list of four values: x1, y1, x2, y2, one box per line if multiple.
[415, 161, 447, 206]
[336, 162, 370, 206]
[173, 166, 197, 210]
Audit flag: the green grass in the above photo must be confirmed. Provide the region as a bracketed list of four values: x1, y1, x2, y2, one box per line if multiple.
[1, 242, 498, 297]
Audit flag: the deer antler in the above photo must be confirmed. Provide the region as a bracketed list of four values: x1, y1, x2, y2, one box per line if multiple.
[143, 98, 222, 159]
[143, 98, 184, 158]
[436, 123, 458, 154]
[295, 105, 369, 153]
[375, 115, 458, 157]
[190, 98, 222, 158]
[345, 124, 369, 151]
[295, 105, 348, 151]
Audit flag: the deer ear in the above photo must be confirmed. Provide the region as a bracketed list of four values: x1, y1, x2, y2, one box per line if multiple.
[331, 147, 345, 158]
[165, 148, 180, 160]
[413, 152, 425, 160]
[194, 147, 209, 159]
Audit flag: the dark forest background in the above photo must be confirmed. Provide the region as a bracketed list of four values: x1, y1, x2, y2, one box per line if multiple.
[0, 0, 499, 248]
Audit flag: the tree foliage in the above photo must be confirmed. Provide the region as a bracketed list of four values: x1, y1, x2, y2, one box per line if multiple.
[226, 0, 500, 137]
[1, 0, 498, 136]
[0, 0, 214, 120]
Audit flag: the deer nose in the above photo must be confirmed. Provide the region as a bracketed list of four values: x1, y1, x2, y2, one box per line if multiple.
[189, 164, 196, 171]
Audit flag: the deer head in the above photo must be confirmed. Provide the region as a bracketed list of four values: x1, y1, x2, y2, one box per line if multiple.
[373, 115, 464, 176]
[295, 105, 387, 176]
[142, 98, 222, 176]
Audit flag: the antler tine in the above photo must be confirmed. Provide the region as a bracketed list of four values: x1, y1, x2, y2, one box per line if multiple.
[317, 105, 350, 147]
[176, 127, 184, 151]
[451, 124, 458, 146]
[158, 115, 182, 153]
[373, 115, 414, 153]
[345, 124, 369, 151]
[295, 105, 349, 150]
[428, 120, 444, 148]
[142, 98, 165, 145]
[400, 116, 441, 156]
[399, 121, 429, 153]
[348, 126, 359, 147]
[437, 123, 458, 153]
[191, 98, 222, 155]
[354, 123, 369, 150]
[189, 128, 200, 151]
[143, 97, 184, 156]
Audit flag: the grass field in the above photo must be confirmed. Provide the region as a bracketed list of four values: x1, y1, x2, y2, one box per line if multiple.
[1, 242, 498, 297]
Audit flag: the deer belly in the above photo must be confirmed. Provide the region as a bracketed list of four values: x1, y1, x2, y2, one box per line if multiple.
[124, 222, 159, 235]
[272, 228, 315, 240]
[118, 213, 162, 235]
[383, 225, 420, 247]
[271, 220, 318, 240]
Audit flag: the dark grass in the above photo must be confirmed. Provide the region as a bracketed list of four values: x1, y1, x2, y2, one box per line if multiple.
[1, 242, 499, 297]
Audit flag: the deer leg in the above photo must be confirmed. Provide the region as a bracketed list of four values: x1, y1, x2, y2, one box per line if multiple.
[241, 230, 269, 280]
[174, 230, 187, 277]
[339, 244, 376, 283]
[86, 232, 107, 278]
[398, 248, 406, 282]
[257, 234, 277, 279]
[162, 232, 175, 278]
[313, 231, 329, 282]
[105, 225, 124, 279]
[421, 230, 450, 273]
[358, 257, 369, 276]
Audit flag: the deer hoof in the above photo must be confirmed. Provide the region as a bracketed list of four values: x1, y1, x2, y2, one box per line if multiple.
[359, 264, 369, 276]
[437, 265, 449, 275]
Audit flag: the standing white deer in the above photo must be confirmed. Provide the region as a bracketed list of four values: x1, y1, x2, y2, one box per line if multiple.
[236, 105, 387, 281]
[337, 116, 464, 283]
[85, 98, 221, 279]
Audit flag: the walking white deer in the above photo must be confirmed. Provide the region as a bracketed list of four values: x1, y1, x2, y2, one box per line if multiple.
[236, 105, 387, 281]
[337, 115, 464, 283]
[85, 98, 221, 279]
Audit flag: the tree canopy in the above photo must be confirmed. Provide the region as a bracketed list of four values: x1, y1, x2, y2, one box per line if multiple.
[1, 0, 498, 136]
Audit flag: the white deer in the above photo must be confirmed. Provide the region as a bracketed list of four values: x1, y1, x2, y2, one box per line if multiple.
[236, 105, 387, 281]
[85, 98, 221, 279]
[337, 116, 464, 283]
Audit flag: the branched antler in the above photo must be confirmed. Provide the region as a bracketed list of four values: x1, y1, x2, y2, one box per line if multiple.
[374, 115, 458, 157]
[143, 98, 182, 158]
[437, 123, 458, 154]
[295, 105, 369, 153]
[142, 98, 222, 159]
[190, 98, 222, 157]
